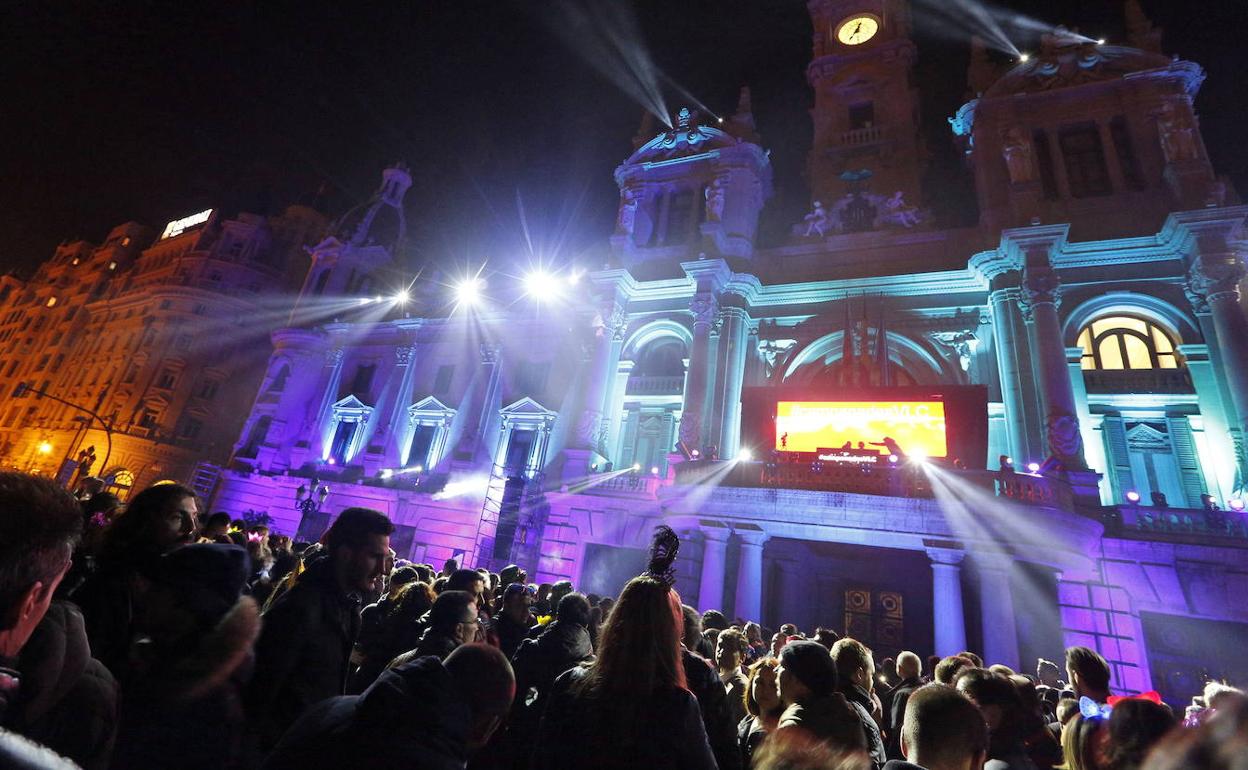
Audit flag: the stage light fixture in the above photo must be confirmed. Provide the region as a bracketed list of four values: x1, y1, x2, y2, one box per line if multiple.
[393, 289, 410, 304]
[1027, 462, 1041, 473]
[632, 462, 642, 471]
[910, 449, 928, 464]
[888, 454, 899, 464]
[326, 457, 337, 465]
[691, 449, 700, 458]
[379, 468, 394, 479]
[413, 464, 424, 473]
[1019, 52, 1031, 62]
[650, 466, 660, 476]
[1096, 38, 1106, 44]
[1125, 491, 1141, 504]
[523, 269, 561, 300]
[1230, 498, 1245, 511]
[738, 448, 753, 462]
[1004, 456, 1014, 466]
[454, 277, 483, 307]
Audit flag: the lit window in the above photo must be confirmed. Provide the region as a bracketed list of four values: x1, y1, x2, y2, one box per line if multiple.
[1077, 315, 1181, 371]
[45, 297, 57, 307]
[108, 261, 117, 271]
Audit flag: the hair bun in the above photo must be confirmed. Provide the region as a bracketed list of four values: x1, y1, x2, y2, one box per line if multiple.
[644, 525, 680, 587]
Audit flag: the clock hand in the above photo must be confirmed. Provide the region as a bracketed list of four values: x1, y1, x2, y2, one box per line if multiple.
[853, 22, 862, 36]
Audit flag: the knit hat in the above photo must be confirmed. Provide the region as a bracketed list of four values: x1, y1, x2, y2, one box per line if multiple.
[780, 640, 839, 697]
[154, 544, 251, 628]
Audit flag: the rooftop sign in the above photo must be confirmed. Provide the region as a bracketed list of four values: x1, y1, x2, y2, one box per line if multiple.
[160, 208, 213, 240]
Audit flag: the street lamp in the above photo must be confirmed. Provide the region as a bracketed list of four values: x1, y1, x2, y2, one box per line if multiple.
[295, 477, 331, 517]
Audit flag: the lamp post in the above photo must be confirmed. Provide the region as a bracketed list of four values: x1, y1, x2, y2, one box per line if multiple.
[295, 476, 331, 519]
[13, 382, 114, 483]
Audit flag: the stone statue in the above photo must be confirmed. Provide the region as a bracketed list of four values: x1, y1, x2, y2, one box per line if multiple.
[803, 200, 829, 237]
[1001, 127, 1035, 183]
[705, 177, 726, 222]
[1157, 103, 1199, 163]
[617, 188, 638, 235]
[1047, 413, 1084, 463]
[880, 191, 921, 228]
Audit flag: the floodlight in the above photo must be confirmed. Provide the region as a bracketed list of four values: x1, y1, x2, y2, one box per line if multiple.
[632, 462, 642, 471]
[523, 270, 562, 300]
[393, 289, 410, 304]
[738, 448, 753, 462]
[454, 277, 483, 306]
[413, 465, 424, 473]
[1096, 38, 1105, 45]
[379, 469, 394, 479]
[1125, 491, 1141, 503]
[910, 449, 928, 464]
[650, 466, 660, 476]
[888, 454, 899, 464]
[1019, 52, 1031, 62]
[1229, 498, 1245, 511]
[326, 457, 337, 465]
[1027, 462, 1041, 473]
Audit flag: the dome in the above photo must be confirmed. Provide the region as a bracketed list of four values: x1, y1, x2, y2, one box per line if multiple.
[983, 34, 1203, 99]
[330, 164, 412, 254]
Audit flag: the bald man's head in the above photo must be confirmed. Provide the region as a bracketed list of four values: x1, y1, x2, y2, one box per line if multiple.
[444, 643, 516, 749]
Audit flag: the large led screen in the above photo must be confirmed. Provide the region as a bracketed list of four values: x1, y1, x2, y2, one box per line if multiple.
[775, 400, 948, 457]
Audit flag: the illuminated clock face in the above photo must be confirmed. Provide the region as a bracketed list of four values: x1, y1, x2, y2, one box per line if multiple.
[836, 14, 880, 46]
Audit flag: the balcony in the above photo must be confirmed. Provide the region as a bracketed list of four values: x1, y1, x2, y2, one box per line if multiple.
[625, 375, 684, 396]
[1082, 369, 1193, 394]
[833, 125, 887, 147]
[1110, 505, 1248, 542]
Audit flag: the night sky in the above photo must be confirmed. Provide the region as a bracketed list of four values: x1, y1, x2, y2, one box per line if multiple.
[4, 1, 1246, 277]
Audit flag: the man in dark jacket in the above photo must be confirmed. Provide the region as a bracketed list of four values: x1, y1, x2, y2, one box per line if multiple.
[406, 590, 477, 661]
[683, 644, 744, 770]
[776, 640, 867, 758]
[494, 583, 535, 660]
[509, 593, 593, 737]
[883, 683, 988, 770]
[246, 507, 393, 750]
[885, 651, 924, 759]
[833, 638, 888, 770]
[0, 473, 117, 770]
[262, 644, 514, 770]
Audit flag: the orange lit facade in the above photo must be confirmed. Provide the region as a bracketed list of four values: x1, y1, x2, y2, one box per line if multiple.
[0, 205, 326, 497]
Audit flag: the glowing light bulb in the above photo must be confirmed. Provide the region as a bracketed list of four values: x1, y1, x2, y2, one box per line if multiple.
[379, 469, 394, 479]
[738, 448, 753, 462]
[1096, 38, 1106, 45]
[393, 289, 410, 304]
[888, 454, 899, 464]
[650, 466, 660, 476]
[454, 277, 483, 307]
[327, 457, 336, 465]
[523, 270, 562, 300]
[1019, 52, 1031, 62]
[1027, 462, 1041, 473]
[36, 441, 52, 455]
[1230, 498, 1245, 511]
[910, 449, 928, 464]
[1125, 491, 1141, 503]
[632, 463, 641, 471]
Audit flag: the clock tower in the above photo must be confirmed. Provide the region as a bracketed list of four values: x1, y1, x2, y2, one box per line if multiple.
[806, 0, 926, 210]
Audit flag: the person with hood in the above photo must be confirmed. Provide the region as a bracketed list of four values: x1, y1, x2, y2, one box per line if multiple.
[833, 638, 888, 769]
[776, 640, 868, 759]
[71, 482, 200, 678]
[0, 472, 117, 770]
[111, 543, 260, 770]
[245, 507, 393, 751]
[262, 643, 515, 770]
[534, 526, 717, 770]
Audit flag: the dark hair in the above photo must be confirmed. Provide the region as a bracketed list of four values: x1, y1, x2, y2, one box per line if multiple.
[0, 473, 82, 614]
[429, 590, 476, 631]
[744, 657, 781, 718]
[446, 568, 485, 593]
[1056, 698, 1081, 725]
[444, 643, 515, 720]
[389, 565, 419, 588]
[903, 684, 989, 768]
[813, 627, 840, 649]
[956, 668, 1022, 712]
[718, 627, 749, 658]
[934, 655, 974, 684]
[575, 573, 686, 702]
[831, 637, 873, 687]
[957, 650, 984, 668]
[701, 609, 729, 631]
[393, 581, 435, 619]
[1066, 646, 1111, 692]
[681, 603, 703, 647]
[556, 592, 592, 628]
[1141, 698, 1247, 770]
[100, 482, 198, 564]
[82, 491, 120, 518]
[203, 511, 231, 529]
[1105, 699, 1175, 770]
[323, 507, 393, 553]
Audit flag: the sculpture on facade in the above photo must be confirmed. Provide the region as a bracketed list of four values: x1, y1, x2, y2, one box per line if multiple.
[705, 177, 726, 222]
[1001, 126, 1035, 184]
[879, 191, 921, 228]
[1156, 103, 1199, 163]
[803, 200, 829, 237]
[617, 188, 639, 235]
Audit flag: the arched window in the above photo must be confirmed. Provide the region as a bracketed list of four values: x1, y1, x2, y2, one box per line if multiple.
[1077, 316, 1182, 371]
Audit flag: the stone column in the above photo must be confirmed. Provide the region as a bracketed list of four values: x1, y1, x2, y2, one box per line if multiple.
[715, 304, 750, 457]
[680, 291, 718, 450]
[698, 526, 731, 614]
[1020, 263, 1087, 470]
[976, 553, 1020, 670]
[575, 300, 626, 455]
[989, 286, 1030, 465]
[926, 547, 968, 657]
[1187, 257, 1248, 463]
[734, 530, 769, 623]
[309, 347, 345, 461]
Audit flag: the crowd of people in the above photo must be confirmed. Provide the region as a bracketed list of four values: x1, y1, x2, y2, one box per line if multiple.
[0, 470, 1244, 769]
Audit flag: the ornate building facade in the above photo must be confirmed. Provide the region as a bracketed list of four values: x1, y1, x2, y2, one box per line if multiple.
[0, 203, 327, 496]
[216, 2, 1247, 703]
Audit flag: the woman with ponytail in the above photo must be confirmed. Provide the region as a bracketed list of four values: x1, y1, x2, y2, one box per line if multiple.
[532, 526, 716, 769]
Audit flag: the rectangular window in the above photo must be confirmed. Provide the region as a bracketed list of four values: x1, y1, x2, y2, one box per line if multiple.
[156, 369, 177, 389]
[408, 424, 438, 469]
[848, 101, 875, 130]
[433, 364, 455, 395]
[349, 364, 376, 399]
[1033, 130, 1059, 200]
[1110, 116, 1145, 190]
[179, 418, 203, 440]
[664, 190, 696, 245]
[196, 380, 220, 400]
[139, 410, 159, 429]
[34, 355, 50, 372]
[1059, 123, 1113, 198]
